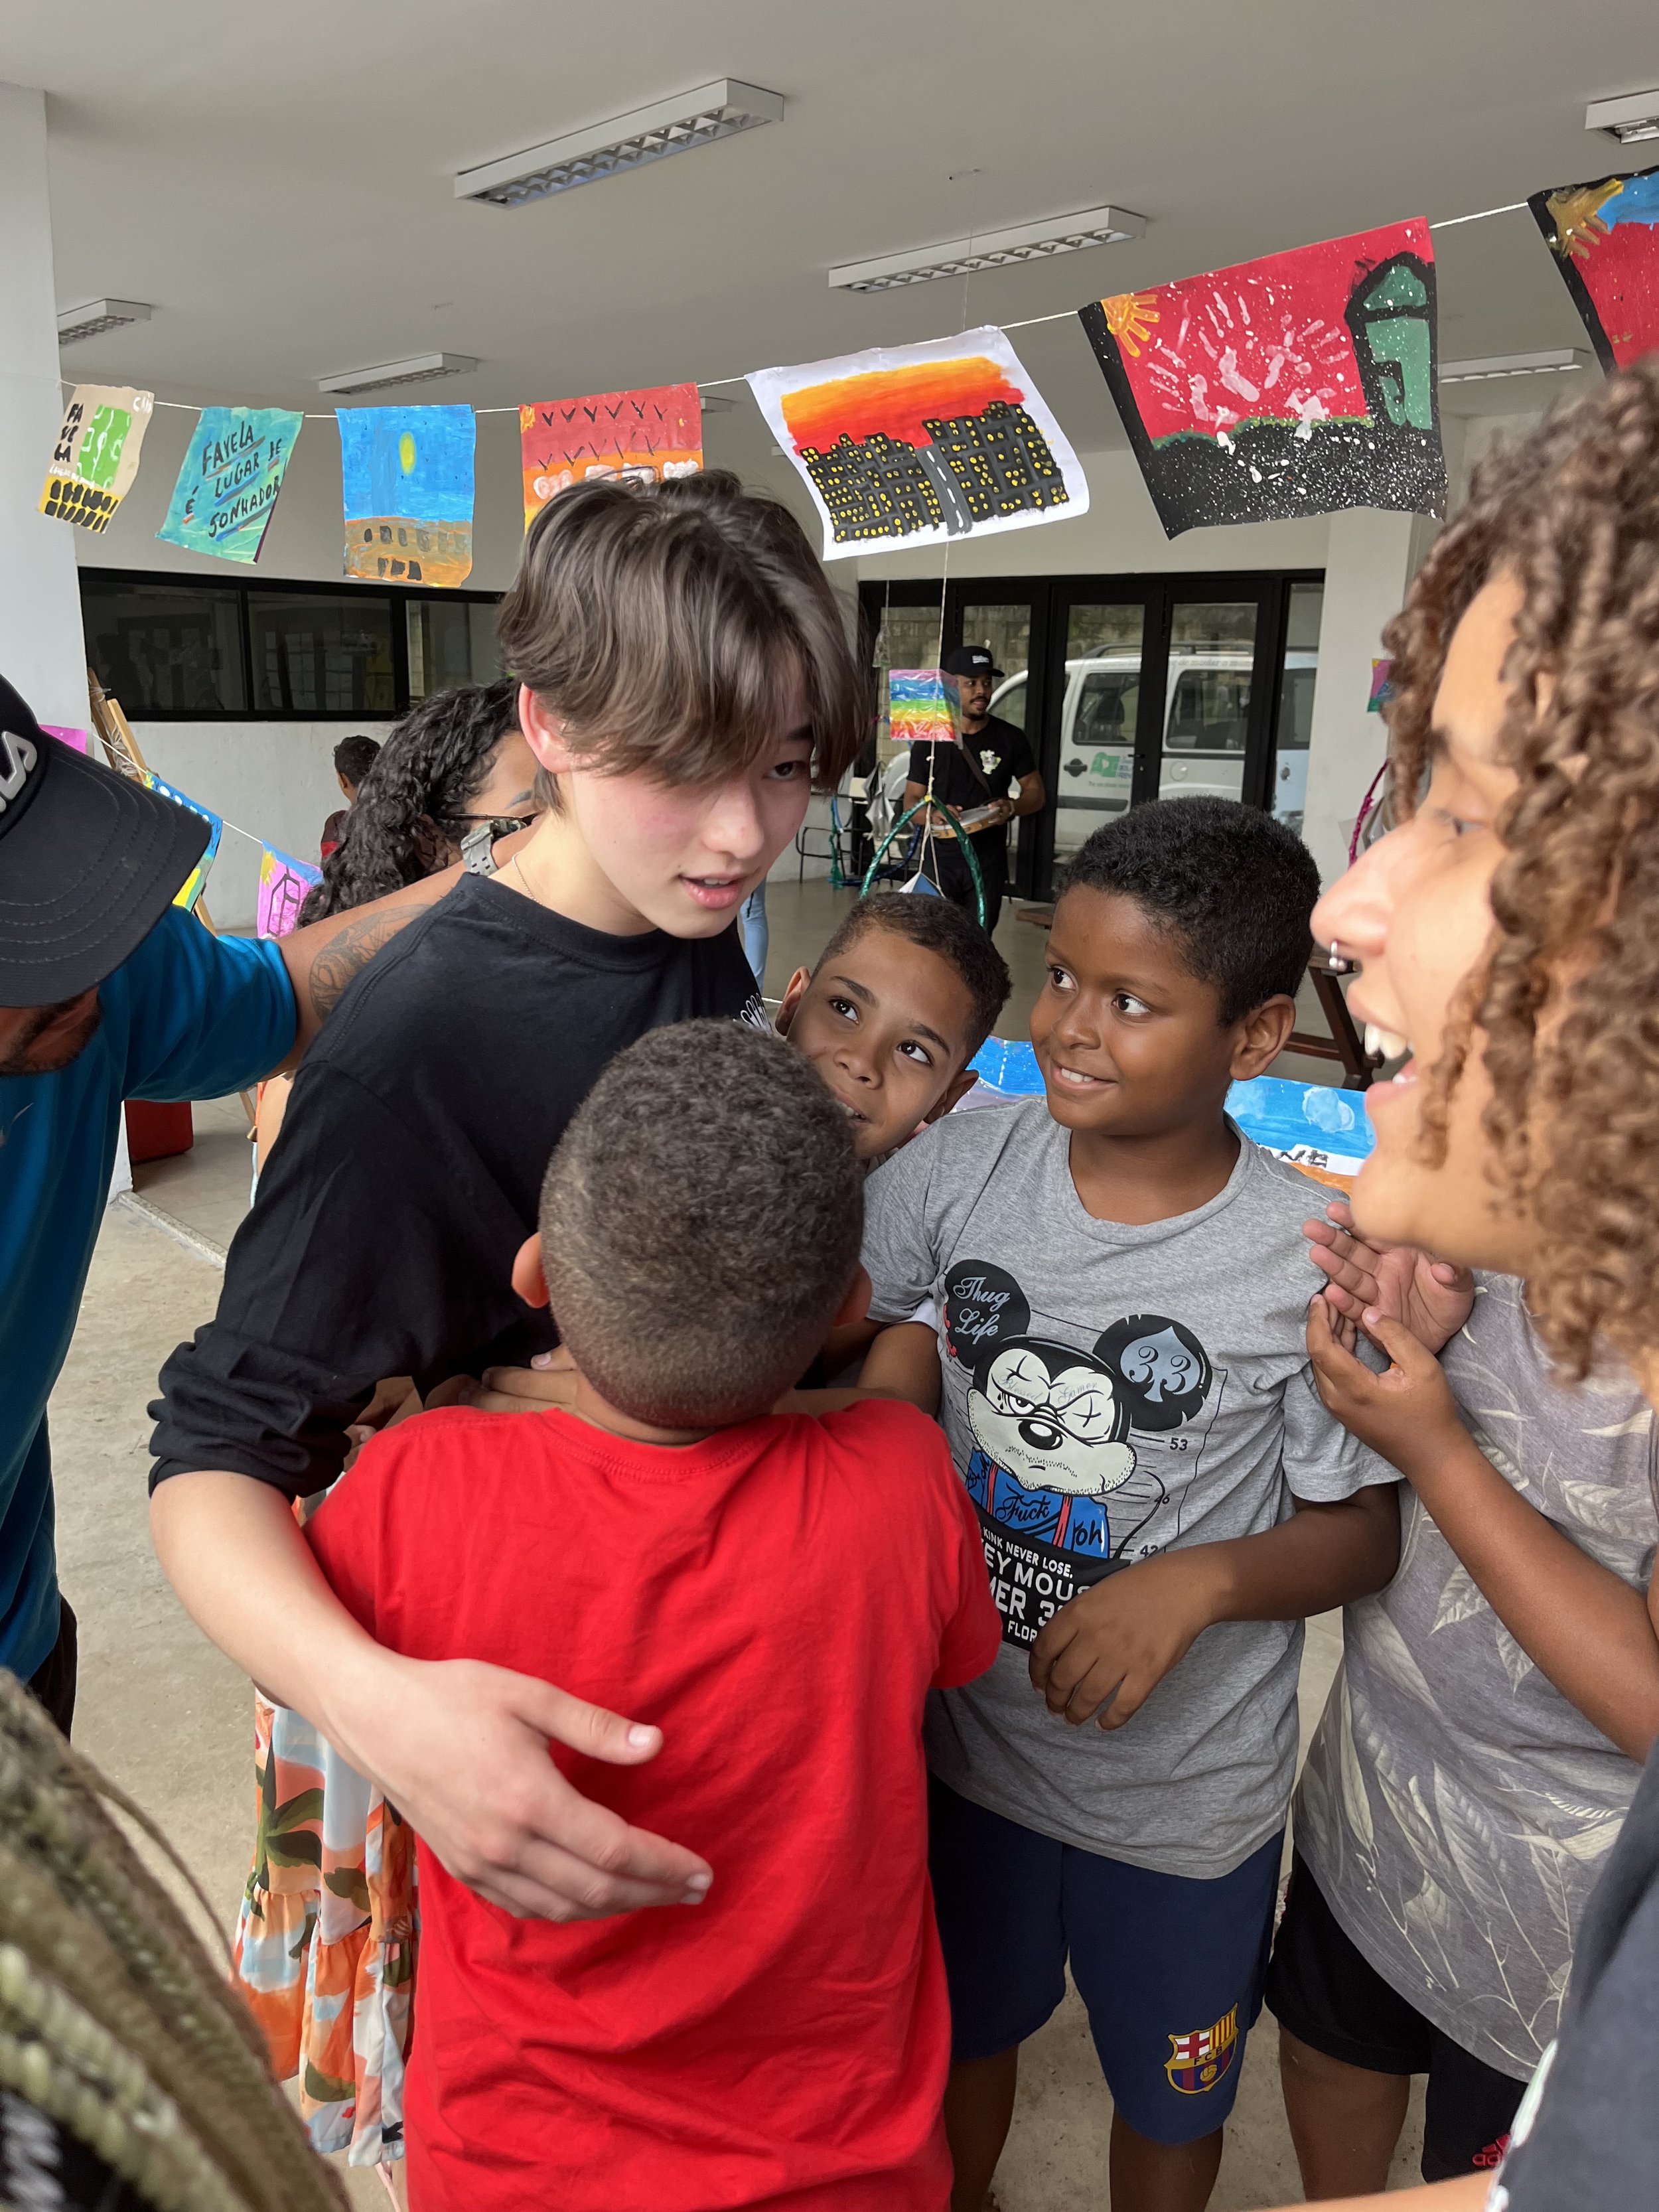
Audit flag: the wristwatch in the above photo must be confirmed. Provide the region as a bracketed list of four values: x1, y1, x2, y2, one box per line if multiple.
[460, 822, 500, 877]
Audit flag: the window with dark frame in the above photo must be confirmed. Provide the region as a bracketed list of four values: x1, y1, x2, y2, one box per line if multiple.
[77, 569, 505, 721]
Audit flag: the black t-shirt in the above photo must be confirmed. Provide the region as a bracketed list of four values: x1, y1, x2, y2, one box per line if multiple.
[906, 714, 1035, 853]
[1496, 1743, 1659, 2207]
[149, 875, 764, 1499]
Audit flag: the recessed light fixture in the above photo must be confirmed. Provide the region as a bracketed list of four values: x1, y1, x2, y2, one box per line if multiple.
[317, 354, 480, 396]
[57, 299, 152, 344]
[1585, 88, 1659, 144]
[829, 206, 1146, 293]
[455, 80, 784, 208]
[1439, 348, 1592, 384]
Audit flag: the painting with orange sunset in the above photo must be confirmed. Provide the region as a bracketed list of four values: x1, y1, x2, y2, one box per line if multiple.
[779, 356, 1022, 454]
[749, 325, 1088, 559]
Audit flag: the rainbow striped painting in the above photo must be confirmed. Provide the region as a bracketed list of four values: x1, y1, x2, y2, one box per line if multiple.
[888, 670, 962, 749]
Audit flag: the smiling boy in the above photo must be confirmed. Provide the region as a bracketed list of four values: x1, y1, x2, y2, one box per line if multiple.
[861, 798, 1401, 2212]
[776, 893, 1011, 1163]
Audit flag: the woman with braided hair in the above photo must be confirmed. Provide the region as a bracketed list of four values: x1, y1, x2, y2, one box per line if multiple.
[0, 1670, 342, 2211]
[1251, 355, 1659, 2211]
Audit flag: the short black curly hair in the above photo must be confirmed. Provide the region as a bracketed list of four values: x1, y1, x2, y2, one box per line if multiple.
[332, 733, 381, 786]
[1060, 798, 1319, 1023]
[814, 893, 1011, 1060]
[540, 1021, 863, 1426]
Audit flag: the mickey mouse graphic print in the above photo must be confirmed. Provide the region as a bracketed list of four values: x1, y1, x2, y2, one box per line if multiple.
[950, 1272, 1223, 1645]
[863, 1097, 1395, 1879]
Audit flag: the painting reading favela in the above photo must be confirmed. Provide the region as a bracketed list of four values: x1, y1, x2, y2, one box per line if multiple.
[520, 384, 702, 532]
[1079, 220, 1445, 538]
[748, 327, 1088, 561]
[40, 384, 154, 534]
[1529, 163, 1659, 372]
[338, 404, 474, 586]
[157, 406, 303, 564]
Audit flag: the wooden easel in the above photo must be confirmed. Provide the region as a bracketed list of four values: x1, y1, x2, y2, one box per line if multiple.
[88, 670, 259, 1130]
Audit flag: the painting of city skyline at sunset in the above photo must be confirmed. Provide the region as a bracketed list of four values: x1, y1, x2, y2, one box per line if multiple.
[748, 326, 1088, 559]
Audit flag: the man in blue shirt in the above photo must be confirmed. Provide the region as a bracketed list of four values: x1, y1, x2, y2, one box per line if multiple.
[0, 674, 451, 1733]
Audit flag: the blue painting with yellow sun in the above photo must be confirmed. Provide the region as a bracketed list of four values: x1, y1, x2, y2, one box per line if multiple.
[337, 402, 474, 586]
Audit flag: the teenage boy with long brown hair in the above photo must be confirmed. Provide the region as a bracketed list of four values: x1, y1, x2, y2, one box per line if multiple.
[149, 471, 864, 1925]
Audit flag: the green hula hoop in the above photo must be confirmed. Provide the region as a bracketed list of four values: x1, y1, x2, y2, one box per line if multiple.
[859, 799, 987, 929]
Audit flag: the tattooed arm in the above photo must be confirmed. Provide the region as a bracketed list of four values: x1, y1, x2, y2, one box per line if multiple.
[273, 875, 451, 1061]
[273, 827, 536, 1063]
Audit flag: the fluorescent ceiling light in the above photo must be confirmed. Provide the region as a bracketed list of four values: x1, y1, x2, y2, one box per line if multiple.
[1439, 348, 1592, 384]
[829, 206, 1145, 293]
[456, 80, 784, 208]
[57, 299, 152, 344]
[1585, 88, 1659, 143]
[317, 354, 479, 396]
[698, 392, 737, 414]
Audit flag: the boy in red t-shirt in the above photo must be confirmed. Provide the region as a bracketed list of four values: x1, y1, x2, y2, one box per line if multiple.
[305, 1019, 1000, 2211]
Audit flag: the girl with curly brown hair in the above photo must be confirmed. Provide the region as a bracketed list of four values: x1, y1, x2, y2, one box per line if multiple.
[1253, 359, 1659, 2212]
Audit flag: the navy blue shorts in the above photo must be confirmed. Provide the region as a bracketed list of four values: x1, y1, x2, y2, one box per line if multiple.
[928, 1776, 1282, 2146]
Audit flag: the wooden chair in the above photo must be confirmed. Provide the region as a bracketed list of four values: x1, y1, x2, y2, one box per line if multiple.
[1289, 950, 1380, 1090]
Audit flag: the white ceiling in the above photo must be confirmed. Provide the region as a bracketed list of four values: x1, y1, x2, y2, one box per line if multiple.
[9, 0, 1656, 469]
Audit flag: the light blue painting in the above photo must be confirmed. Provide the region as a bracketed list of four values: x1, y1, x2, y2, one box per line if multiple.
[337, 404, 474, 586]
[156, 406, 303, 564]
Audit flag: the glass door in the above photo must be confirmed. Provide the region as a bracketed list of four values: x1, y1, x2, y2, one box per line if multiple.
[1050, 599, 1146, 861]
[1270, 580, 1323, 834]
[861, 571, 1324, 900]
[1159, 599, 1261, 805]
[944, 583, 1049, 897]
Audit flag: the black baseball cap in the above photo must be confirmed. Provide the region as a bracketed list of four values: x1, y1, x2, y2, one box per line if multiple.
[0, 673, 210, 1008]
[942, 644, 1004, 680]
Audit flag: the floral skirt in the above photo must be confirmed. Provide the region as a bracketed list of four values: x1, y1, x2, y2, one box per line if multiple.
[232, 1694, 418, 2166]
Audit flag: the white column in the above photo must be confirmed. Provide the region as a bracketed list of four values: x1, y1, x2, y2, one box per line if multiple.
[1301, 507, 1439, 885]
[0, 82, 89, 730]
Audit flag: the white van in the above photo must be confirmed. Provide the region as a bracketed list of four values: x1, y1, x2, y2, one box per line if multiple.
[991, 651, 1317, 855]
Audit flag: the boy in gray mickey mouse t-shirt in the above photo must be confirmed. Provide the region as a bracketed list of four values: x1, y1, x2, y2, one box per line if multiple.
[861, 802, 1400, 2212]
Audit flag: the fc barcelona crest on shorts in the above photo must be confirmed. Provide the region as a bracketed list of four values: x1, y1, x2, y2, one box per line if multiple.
[1165, 2006, 1239, 2094]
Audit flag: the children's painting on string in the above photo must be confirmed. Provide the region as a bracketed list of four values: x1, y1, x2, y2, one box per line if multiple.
[338, 404, 475, 586]
[1079, 220, 1446, 537]
[40, 384, 154, 534]
[520, 384, 702, 532]
[257, 847, 322, 939]
[1529, 162, 1659, 372]
[140, 773, 222, 913]
[157, 406, 304, 564]
[887, 670, 962, 750]
[749, 326, 1088, 560]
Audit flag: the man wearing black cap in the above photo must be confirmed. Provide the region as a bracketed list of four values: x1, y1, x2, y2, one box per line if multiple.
[901, 644, 1044, 934]
[0, 675, 459, 1735]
